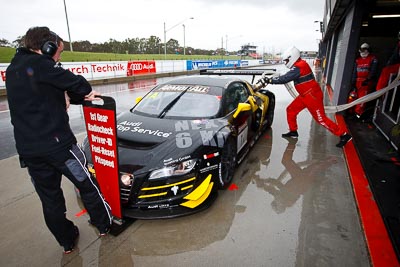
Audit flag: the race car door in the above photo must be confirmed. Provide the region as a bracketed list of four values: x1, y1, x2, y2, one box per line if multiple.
[224, 82, 255, 156]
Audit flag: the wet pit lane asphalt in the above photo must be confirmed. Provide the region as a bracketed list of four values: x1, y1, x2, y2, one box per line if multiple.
[0, 67, 370, 266]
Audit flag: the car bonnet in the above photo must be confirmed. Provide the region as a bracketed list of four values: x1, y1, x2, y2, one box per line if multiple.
[116, 112, 230, 170]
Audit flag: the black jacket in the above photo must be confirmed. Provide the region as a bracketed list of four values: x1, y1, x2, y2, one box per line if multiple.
[6, 48, 92, 157]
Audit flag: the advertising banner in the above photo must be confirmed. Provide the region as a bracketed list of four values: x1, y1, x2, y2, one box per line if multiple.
[0, 64, 8, 88]
[186, 60, 241, 70]
[65, 62, 127, 80]
[126, 60, 156, 76]
[83, 96, 122, 218]
[1, 59, 263, 89]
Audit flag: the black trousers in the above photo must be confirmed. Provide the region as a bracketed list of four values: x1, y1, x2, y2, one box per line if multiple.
[22, 144, 112, 247]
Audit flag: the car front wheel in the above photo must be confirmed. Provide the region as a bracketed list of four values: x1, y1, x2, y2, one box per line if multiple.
[264, 93, 275, 129]
[219, 137, 237, 189]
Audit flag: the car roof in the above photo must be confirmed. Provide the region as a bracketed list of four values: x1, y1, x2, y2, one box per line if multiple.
[164, 75, 246, 89]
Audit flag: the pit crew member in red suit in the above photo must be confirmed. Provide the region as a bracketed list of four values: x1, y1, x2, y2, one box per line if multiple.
[351, 43, 378, 117]
[261, 46, 352, 148]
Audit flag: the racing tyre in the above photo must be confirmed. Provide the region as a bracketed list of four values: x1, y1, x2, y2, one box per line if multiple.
[219, 137, 237, 189]
[264, 91, 275, 129]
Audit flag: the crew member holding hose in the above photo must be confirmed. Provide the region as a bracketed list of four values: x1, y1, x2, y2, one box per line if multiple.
[258, 46, 352, 148]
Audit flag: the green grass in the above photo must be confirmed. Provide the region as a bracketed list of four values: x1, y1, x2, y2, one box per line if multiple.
[0, 47, 244, 63]
[0, 47, 16, 63]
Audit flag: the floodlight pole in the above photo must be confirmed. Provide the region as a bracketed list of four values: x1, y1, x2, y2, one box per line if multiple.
[164, 22, 166, 59]
[164, 17, 194, 59]
[63, 0, 73, 52]
[183, 24, 186, 55]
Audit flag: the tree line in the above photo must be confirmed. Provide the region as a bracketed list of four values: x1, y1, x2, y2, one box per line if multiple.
[0, 35, 228, 56]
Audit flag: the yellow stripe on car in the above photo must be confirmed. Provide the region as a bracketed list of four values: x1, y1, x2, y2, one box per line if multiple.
[138, 192, 168, 198]
[141, 177, 196, 190]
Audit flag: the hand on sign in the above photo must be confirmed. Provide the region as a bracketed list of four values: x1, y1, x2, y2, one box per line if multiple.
[84, 90, 102, 101]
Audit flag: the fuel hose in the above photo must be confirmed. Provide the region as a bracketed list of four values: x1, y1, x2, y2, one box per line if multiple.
[283, 76, 400, 114]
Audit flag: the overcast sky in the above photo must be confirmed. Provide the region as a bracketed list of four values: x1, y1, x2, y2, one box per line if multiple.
[1, 0, 325, 53]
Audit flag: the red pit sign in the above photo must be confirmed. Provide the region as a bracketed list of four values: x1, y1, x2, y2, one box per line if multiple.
[83, 99, 122, 218]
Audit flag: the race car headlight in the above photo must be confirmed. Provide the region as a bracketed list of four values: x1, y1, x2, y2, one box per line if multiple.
[120, 172, 134, 186]
[149, 159, 196, 180]
[87, 163, 133, 186]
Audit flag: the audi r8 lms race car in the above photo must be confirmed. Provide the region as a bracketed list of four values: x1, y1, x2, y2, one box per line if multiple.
[82, 69, 276, 219]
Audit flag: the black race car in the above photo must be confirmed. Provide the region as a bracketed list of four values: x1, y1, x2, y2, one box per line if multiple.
[82, 69, 276, 219]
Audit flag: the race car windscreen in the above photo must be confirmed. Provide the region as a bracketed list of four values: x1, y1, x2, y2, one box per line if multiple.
[133, 84, 223, 118]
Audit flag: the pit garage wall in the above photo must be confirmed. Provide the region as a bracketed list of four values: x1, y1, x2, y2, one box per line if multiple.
[322, 0, 399, 151]
[0, 59, 264, 90]
[323, 3, 364, 106]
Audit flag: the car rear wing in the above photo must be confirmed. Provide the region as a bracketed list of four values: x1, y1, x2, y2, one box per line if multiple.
[199, 68, 276, 84]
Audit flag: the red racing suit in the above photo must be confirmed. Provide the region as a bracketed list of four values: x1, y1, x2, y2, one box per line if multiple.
[271, 58, 345, 136]
[376, 63, 400, 90]
[352, 54, 378, 116]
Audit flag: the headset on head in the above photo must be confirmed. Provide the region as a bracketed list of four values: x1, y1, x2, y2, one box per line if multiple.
[41, 31, 58, 57]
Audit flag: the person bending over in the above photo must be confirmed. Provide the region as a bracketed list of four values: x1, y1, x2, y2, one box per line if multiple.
[260, 46, 352, 148]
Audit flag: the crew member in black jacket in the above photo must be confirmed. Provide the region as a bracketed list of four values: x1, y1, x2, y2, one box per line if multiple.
[6, 26, 112, 254]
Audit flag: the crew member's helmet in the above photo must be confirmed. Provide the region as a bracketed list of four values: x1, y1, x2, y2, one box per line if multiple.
[359, 43, 370, 51]
[359, 43, 370, 58]
[282, 46, 301, 68]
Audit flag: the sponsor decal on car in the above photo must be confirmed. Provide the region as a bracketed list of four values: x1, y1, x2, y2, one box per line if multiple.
[117, 121, 172, 137]
[199, 164, 219, 173]
[174, 120, 229, 148]
[203, 152, 220, 159]
[237, 121, 248, 152]
[117, 119, 229, 149]
[163, 155, 191, 166]
[171, 185, 179, 195]
[147, 204, 170, 209]
[157, 84, 210, 94]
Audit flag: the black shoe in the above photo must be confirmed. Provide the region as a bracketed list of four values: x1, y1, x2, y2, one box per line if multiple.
[336, 133, 352, 148]
[282, 131, 299, 138]
[99, 225, 111, 237]
[63, 226, 79, 254]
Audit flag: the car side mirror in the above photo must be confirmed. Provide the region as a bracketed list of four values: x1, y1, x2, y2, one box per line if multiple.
[247, 96, 258, 111]
[233, 103, 251, 118]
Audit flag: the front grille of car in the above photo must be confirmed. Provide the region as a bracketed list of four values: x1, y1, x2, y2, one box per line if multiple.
[136, 176, 197, 203]
[120, 187, 131, 202]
